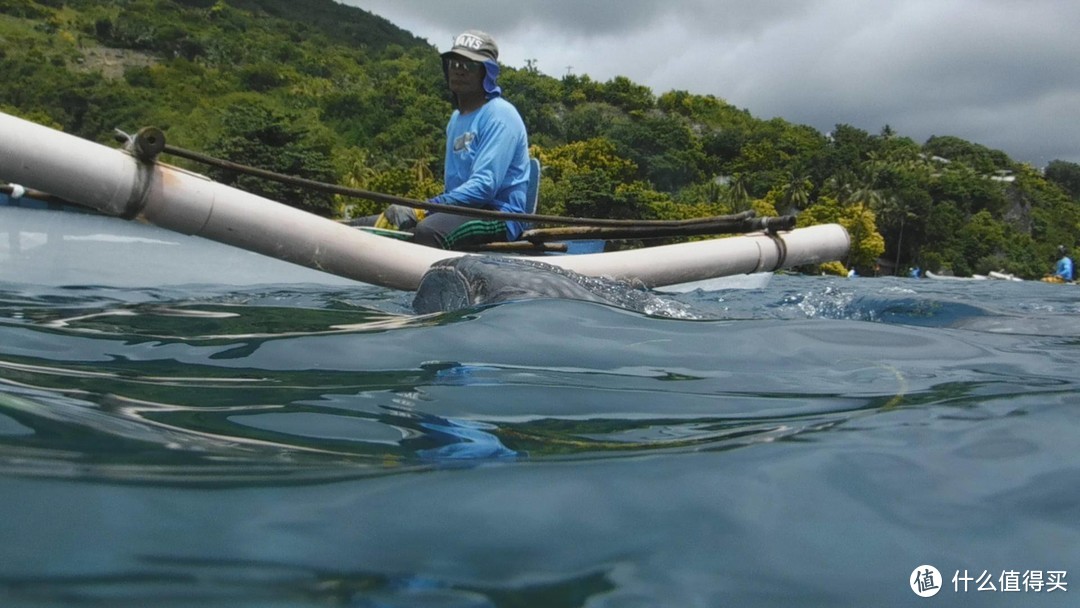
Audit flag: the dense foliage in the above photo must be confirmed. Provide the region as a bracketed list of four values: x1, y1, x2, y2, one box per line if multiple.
[2, 0, 1078, 277]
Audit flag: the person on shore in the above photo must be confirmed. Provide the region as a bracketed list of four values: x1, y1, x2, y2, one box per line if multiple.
[352, 30, 530, 250]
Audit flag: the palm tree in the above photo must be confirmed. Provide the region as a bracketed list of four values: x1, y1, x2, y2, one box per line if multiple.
[849, 178, 884, 209]
[780, 172, 811, 211]
[878, 194, 919, 274]
[831, 162, 884, 210]
[726, 173, 750, 212]
[824, 169, 856, 204]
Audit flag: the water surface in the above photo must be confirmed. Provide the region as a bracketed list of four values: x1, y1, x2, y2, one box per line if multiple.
[1, 208, 1077, 606]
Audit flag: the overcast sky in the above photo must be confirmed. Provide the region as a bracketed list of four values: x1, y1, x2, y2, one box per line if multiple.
[344, 0, 1080, 166]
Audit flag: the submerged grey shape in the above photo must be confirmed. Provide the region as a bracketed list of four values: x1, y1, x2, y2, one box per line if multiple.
[412, 256, 699, 318]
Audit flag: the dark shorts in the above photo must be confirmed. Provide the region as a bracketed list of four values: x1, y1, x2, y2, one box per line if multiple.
[349, 208, 508, 250]
[413, 211, 509, 250]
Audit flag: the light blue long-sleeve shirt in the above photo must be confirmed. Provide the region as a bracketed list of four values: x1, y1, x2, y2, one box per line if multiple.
[430, 96, 530, 241]
[1056, 256, 1073, 281]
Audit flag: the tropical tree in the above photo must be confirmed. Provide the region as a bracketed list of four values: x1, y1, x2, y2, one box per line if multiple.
[201, 97, 338, 216]
[779, 172, 811, 211]
[877, 194, 919, 274]
[958, 210, 1009, 274]
[598, 75, 655, 113]
[726, 174, 751, 212]
[1045, 160, 1080, 200]
[799, 196, 885, 273]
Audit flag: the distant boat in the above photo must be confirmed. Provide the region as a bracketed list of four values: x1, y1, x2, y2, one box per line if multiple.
[925, 270, 1026, 282]
[987, 271, 1022, 282]
[925, 271, 988, 281]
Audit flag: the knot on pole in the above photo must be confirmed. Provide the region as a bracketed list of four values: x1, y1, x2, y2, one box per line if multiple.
[133, 127, 166, 163]
[112, 126, 163, 219]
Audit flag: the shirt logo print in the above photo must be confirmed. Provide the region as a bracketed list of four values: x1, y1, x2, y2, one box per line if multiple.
[454, 131, 476, 153]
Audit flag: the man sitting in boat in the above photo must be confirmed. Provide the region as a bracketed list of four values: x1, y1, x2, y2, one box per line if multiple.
[352, 30, 530, 250]
[1054, 245, 1074, 282]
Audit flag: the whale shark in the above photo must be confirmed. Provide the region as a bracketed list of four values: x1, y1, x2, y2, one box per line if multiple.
[412, 256, 700, 318]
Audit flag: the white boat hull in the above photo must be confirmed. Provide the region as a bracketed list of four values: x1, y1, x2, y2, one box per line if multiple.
[1, 206, 356, 287]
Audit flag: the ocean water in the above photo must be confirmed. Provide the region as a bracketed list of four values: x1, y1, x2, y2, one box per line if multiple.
[1, 207, 1078, 606]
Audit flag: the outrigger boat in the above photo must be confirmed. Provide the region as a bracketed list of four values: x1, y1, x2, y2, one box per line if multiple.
[0, 111, 850, 294]
[925, 270, 1023, 282]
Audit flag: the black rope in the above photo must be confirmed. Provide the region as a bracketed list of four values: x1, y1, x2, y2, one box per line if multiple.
[520, 215, 796, 242]
[146, 133, 791, 231]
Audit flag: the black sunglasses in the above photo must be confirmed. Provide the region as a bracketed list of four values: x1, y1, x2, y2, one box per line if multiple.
[446, 58, 482, 73]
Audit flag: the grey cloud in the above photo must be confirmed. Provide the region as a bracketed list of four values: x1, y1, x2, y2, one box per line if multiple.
[350, 0, 814, 39]
[351, 0, 667, 37]
[346, 0, 1080, 165]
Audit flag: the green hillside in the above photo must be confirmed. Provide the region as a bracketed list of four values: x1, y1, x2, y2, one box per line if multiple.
[2, 0, 1079, 278]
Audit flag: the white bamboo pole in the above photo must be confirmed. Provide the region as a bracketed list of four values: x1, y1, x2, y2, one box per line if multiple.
[551, 223, 848, 287]
[0, 111, 849, 290]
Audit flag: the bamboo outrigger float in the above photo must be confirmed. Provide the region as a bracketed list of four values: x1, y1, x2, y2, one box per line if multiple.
[0, 111, 850, 291]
